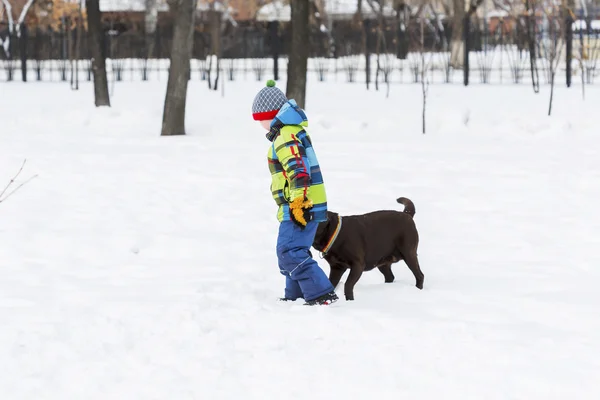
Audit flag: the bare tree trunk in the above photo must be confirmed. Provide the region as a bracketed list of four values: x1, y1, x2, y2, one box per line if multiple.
[525, 0, 540, 93]
[209, 9, 222, 91]
[356, 0, 371, 89]
[161, 0, 197, 136]
[286, 0, 310, 108]
[145, 0, 158, 55]
[14, 0, 37, 82]
[68, 17, 74, 87]
[450, 0, 465, 68]
[546, 5, 565, 116]
[375, 27, 381, 91]
[144, 0, 159, 81]
[548, 71, 555, 116]
[74, 4, 83, 90]
[286, 0, 309, 109]
[86, 0, 110, 106]
[19, 24, 28, 82]
[420, 13, 429, 134]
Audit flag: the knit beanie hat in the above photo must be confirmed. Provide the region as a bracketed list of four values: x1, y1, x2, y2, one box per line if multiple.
[252, 80, 288, 121]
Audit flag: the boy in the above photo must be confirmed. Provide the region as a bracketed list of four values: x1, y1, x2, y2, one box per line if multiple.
[252, 80, 338, 306]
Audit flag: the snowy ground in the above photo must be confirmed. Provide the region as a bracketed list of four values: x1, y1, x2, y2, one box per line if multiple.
[1, 79, 599, 399]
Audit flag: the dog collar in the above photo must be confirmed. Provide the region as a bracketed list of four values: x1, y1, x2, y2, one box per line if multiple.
[322, 216, 342, 255]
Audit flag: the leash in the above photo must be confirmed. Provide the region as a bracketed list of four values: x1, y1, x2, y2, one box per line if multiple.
[320, 216, 342, 258]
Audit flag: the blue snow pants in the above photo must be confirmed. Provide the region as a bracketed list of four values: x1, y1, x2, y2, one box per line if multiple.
[276, 220, 334, 301]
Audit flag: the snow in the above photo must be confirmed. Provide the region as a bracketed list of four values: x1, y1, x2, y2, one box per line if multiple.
[257, 0, 395, 22]
[486, 10, 509, 18]
[98, 0, 228, 13]
[5, 48, 588, 85]
[99, 0, 149, 12]
[1, 77, 600, 399]
[256, 1, 290, 22]
[573, 19, 600, 31]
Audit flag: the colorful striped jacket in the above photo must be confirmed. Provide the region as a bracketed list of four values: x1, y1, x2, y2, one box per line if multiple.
[266, 100, 327, 223]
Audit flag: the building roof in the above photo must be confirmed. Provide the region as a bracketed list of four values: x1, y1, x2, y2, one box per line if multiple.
[256, 0, 395, 22]
[98, 0, 229, 13]
[99, 0, 150, 12]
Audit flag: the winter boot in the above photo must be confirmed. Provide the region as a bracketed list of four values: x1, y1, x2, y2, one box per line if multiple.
[304, 291, 339, 306]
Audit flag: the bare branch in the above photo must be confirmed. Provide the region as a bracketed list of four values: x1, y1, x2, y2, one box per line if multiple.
[1, 0, 14, 33]
[18, 0, 36, 26]
[418, 3, 433, 134]
[0, 159, 38, 204]
[467, 0, 485, 17]
[16, 0, 37, 37]
[220, 0, 238, 27]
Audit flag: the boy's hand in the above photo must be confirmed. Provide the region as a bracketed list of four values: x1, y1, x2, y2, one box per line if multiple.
[289, 197, 313, 229]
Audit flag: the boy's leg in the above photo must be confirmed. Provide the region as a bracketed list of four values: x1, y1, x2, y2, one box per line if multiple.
[277, 222, 303, 300]
[284, 276, 302, 300]
[277, 221, 334, 302]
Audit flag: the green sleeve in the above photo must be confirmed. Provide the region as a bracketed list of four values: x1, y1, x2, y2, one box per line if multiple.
[274, 128, 311, 201]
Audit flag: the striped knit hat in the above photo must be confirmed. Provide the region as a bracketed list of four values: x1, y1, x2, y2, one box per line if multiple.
[252, 80, 288, 121]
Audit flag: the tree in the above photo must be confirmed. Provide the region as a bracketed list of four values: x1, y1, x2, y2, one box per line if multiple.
[205, 0, 237, 92]
[355, 0, 371, 90]
[286, 0, 309, 109]
[36, 0, 88, 29]
[207, 6, 222, 91]
[145, 0, 159, 57]
[0, 0, 37, 81]
[574, 0, 600, 96]
[541, 0, 566, 116]
[417, 5, 433, 134]
[492, 0, 541, 93]
[161, 0, 197, 136]
[449, 0, 465, 68]
[69, 1, 85, 91]
[85, 0, 110, 107]
[366, 0, 395, 97]
[449, 0, 484, 68]
[140, 0, 159, 80]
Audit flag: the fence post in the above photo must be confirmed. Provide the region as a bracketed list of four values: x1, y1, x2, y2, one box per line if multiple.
[565, 10, 573, 88]
[463, 14, 470, 86]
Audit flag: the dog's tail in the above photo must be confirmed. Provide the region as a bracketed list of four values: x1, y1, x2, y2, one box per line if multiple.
[397, 197, 415, 218]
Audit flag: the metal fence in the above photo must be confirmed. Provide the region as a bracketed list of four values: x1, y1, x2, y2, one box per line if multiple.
[1, 16, 599, 85]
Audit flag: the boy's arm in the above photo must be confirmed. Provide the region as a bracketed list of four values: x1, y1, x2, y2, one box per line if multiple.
[275, 130, 313, 227]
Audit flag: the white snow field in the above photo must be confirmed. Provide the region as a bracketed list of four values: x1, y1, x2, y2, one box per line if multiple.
[1, 79, 599, 399]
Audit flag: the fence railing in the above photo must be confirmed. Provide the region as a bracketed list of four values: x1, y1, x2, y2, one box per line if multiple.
[2, 16, 600, 85]
[2, 50, 597, 85]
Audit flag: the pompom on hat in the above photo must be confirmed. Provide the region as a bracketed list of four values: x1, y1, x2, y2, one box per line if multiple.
[252, 80, 288, 121]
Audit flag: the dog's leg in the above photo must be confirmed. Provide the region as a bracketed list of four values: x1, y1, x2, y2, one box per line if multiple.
[328, 266, 346, 289]
[378, 264, 395, 283]
[344, 265, 363, 301]
[403, 251, 424, 290]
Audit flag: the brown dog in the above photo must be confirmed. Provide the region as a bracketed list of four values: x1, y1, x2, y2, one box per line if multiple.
[312, 197, 424, 301]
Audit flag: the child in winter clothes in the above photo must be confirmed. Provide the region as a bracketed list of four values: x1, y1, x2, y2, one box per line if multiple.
[252, 80, 338, 306]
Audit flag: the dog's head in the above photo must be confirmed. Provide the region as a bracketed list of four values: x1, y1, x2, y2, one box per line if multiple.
[313, 211, 339, 251]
